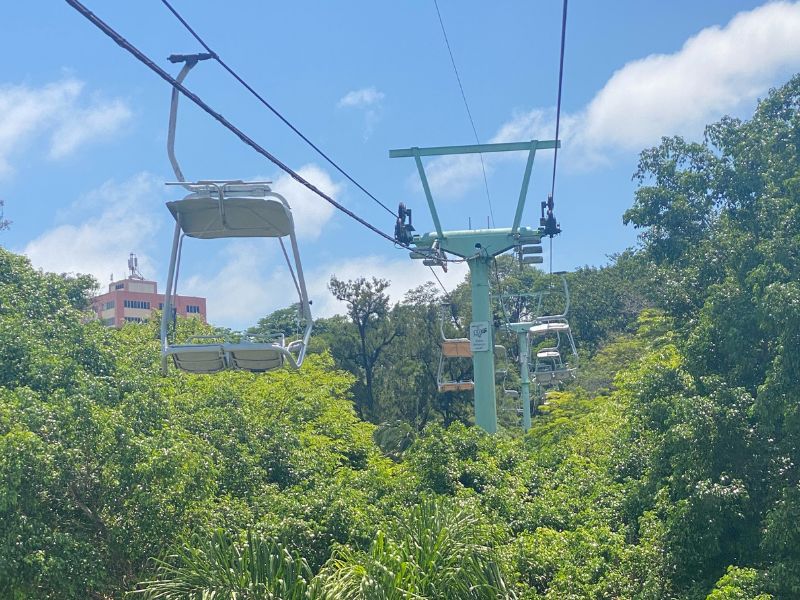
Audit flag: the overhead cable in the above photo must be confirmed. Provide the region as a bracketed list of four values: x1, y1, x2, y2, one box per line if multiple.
[432, 0, 496, 227]
[64, 0, 402, 247]
[428, 265, 451, 300]
[549, 0, 569, 200]
[159, 0, 397, 218]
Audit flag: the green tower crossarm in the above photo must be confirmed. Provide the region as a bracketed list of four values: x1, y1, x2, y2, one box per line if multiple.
[389, 140, 558, 158]
[390, 140, 558, 241]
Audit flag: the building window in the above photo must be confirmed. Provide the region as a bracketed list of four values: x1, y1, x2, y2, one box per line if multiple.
[102, 317, 115, 326]
[124, 316, 144, 323]
[124, 300, 151, 309]
[115, 283, 124, 290]
[186, 305, 201, 314]
[159, 303, 164, 310]
[104, 300, 115, 310]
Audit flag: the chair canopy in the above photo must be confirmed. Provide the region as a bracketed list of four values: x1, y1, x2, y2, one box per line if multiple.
[530, 321, 571, 336]
[167, 183, 292, 239]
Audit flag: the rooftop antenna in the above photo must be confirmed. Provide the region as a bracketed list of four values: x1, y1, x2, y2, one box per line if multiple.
[128, 252, 144, 280]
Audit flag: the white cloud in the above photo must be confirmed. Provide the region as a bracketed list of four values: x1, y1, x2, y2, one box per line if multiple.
[490, 108, 555, 145]
[270, 164, 342, 240]
[423, 154, 489, 200]
[576, 0, 800, 151]
[21, 173, 163, 283]
[420, 108, 557, 199]
[49, 98, 131, 159]
[181, 239, 291, 326]
[0, 78, 131, 177]
[337, 86, 385, 139]
[419, 1, 800, 196]
[19, 162, 341, 327]
[337, 87, 385, 108]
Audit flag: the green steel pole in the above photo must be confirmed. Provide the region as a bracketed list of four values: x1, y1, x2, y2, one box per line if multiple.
[468, 255, 497, 433]
[518, 330, 532, 431]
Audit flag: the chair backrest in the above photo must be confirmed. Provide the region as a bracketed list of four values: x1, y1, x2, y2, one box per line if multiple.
[439, 381, 475, 393]
[225, 343, 285, 372]
[168, 345, 226, 374]
[442, 339, 472, 358]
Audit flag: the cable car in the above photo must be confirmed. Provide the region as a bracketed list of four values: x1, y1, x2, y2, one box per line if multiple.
[494, 344, 519, 398]
[436, 303, 511, 394]
[529, 320, 577, 385]
[497, 272, 578, 396]
[159, 54, 311, 375]
[436, 303, 474, 392]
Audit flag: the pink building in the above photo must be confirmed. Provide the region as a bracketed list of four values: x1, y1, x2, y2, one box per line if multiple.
[91, 254, 206, 327]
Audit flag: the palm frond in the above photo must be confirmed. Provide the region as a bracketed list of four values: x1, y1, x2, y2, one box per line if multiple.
[131, 529, 316, 600]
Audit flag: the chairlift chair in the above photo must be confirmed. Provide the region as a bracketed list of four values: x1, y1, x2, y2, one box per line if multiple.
[436, 304, 511, 394]
[494, 344, 519, 399]
[529, 320, 577, 385]
[436, 303, 474, 393]
[496, 272, 578, 393]
[160, 181, 313, 375]
[159, 54, 312, 375]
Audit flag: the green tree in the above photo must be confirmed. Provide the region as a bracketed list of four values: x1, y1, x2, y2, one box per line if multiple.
[321, 496, 515, 599]
[248, 303, 305, 339]
[133, 530, 317, 599]
[617, 75, 800, 597]
[328, 276, 402, 421]
[0, 199, 10, 231]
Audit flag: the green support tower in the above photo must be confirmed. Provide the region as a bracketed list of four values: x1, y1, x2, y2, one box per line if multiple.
[390, 140, 558, 433]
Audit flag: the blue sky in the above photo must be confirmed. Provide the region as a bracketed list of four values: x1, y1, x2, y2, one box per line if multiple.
[2, 1, 800, 328]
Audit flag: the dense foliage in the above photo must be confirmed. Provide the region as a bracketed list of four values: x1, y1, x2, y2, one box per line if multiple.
[1, 75, 798, 598]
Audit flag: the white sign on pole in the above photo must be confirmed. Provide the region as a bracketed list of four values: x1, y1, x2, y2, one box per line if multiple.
[469, 321, 490, 352]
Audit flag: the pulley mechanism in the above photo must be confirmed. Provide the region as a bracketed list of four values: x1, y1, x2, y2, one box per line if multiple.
[394, 202, 415, 245]
[540, 193, 561, 238]
[422, 239, 448, 272]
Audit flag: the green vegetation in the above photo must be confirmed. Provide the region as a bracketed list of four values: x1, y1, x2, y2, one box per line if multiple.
[1, 74, 799, 598]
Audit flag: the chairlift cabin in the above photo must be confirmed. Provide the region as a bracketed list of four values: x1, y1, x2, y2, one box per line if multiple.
[494, 344, 519, 399]
[159, 53, 312, 375]
[436, 303, 510, 394]
[160, 182, 313, 375]
[529, 320, 578, 385]
[495, 272, 578, 429]
[437, 303, 475, 392]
